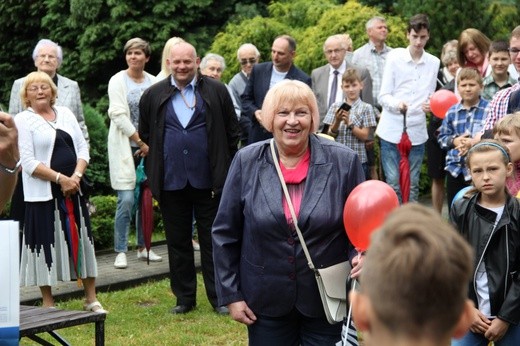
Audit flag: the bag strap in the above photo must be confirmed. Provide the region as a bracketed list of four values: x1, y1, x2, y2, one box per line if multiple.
[42, 110, 77, 160]
[270, 139, 316, 271]
[42, 111, 85, 196]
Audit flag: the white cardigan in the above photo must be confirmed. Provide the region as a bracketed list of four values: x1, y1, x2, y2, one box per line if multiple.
[107, 70, 157, 190]
[15, 106, 90, 202]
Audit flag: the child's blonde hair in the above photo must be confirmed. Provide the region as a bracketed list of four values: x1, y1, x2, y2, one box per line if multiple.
[466, 139, 511, 169]
[493, 112, 520, 140]
[456, 67, 482, 86]
[342, 68, 362, 85]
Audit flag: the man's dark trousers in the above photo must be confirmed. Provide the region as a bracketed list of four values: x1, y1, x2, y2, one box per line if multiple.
[160, 184, 220, 308]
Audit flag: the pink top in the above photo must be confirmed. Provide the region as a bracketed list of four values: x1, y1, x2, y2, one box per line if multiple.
[507, 162, 520, 197]
[281, 149, 310, 226]
[466, 56, 489, 77]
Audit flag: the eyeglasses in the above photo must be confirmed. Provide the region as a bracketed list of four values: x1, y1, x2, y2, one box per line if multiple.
[240, 58, 257, 65]
[26, 85, 51, 93]
[38, 54, 57, 60]
[509, 47, 520, 56]
[324, 48, 346, 56]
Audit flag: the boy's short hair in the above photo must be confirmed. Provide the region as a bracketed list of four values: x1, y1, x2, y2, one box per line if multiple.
[360, 204, 473, 339]
[457, 67, 482, 85]
[342, 68, 362, 84]
[407, 14, 430, 34]
[489, 40, 510, 56]
[494, 112, 520, 141]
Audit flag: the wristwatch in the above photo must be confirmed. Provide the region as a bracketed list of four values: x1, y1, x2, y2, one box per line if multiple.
[347, 124, 354, 130]
[0, 159, 21, 174]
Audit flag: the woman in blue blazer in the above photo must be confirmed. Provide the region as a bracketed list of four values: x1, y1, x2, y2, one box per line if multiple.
[212, 80, 365, 345]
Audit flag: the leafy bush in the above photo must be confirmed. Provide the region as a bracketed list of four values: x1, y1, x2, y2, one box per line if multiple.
[89, 194, 117, 250]
[296, 2, 407, 73]
[89, 194, 165, 250]
[213, 0, 408, 81]
[84, 104, 111, 196]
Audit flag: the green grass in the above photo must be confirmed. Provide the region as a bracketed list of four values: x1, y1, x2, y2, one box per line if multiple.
[20, 275, 247, 345]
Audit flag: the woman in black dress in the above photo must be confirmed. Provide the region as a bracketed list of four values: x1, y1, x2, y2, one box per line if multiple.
[15, 71, 105, 313]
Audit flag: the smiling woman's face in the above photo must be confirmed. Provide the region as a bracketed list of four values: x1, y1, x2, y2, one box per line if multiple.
[272, 101, 312, 154]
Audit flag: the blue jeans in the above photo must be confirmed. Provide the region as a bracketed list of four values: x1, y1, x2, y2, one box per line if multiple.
[380, 139, 425, 203]
[452, 323, 520, 345]
[247, 308, 342, 346]
[114, 189, 144, 252]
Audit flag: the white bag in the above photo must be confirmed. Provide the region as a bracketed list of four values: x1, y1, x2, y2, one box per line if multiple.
[315, 261, 350, 324]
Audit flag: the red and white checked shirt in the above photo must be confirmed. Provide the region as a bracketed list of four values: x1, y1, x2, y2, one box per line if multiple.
[483, 82, 520, 131]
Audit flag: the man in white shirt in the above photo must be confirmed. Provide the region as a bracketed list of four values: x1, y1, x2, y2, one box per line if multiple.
[311, 34, 373, 131]
[377, 14, 440, 203]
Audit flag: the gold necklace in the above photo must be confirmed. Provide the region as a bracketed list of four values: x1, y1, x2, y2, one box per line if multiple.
[179, 90, 196, 110]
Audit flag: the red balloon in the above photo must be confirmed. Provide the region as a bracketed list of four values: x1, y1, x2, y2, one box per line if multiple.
[430, 89, 458, 119]
[343, 181, 399, 251]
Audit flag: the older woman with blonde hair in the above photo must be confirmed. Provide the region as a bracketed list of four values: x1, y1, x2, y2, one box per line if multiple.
[15, 71, 105, 312]
[212, 80, 365, 344]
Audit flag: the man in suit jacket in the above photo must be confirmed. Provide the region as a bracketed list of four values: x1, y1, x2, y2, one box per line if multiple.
[8, 39, 88, 142]
[312, 34, 374, 131]
[241, 35, 311, 144]
[229, 43, 261, 146]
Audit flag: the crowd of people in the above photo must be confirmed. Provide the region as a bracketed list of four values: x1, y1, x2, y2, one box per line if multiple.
[2, 11, 520, 346]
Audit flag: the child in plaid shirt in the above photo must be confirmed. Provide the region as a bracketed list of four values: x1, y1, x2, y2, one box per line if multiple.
[438, 68, 488, 209]
[324, 68, 377, 179]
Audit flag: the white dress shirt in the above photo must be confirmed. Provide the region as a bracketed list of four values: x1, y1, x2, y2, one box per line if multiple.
[328, 60, 346, 105]
[377, 47, 440, 145]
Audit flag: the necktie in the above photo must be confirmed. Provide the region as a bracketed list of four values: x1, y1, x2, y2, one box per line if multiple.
[328, 70, 339, 108]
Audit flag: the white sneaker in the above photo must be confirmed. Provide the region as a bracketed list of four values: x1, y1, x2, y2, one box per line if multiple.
[137, 249, 163, 262]
[114, 252, 127, 269]
[192, 239, 200, 251]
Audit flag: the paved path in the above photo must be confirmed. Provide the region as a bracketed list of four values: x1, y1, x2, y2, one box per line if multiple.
[20, 243, 200, 305]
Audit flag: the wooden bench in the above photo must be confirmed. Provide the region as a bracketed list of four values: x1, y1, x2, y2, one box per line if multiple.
[19, 305, 106, 345]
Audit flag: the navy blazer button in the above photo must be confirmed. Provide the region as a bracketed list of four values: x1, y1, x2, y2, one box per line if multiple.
[289, 273, 296, 280]
[287, 237, 295, 245]
[288, 256, 295, 263]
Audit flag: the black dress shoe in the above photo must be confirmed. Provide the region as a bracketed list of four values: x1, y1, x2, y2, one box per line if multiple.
[214, 306, 229, 315]
[171, 304, 195, 314]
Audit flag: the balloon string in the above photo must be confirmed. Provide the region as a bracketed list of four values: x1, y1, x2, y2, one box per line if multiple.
[346, 279, 357, 335]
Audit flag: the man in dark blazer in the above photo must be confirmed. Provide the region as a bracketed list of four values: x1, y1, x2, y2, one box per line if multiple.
[311, 34, 374, 132]
[139, 42, 240, 315]
[241, 35, 311, 144]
